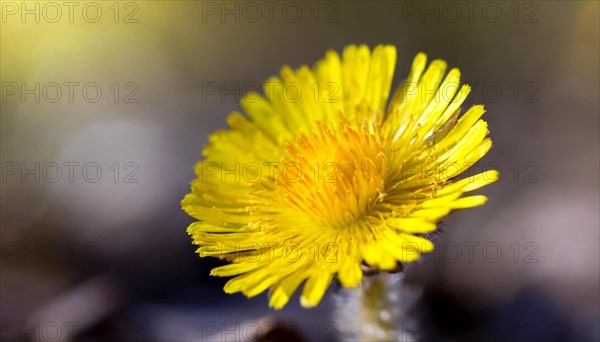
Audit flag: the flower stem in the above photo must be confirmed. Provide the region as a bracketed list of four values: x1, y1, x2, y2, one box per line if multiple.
[334, 272, 418, 341]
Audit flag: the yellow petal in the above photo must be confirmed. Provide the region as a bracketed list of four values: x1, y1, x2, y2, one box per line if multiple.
[386, 218, 437, 233]
[364, 45, 396, 114]
[450, 195, 488, 209]
[269, 271, 307, 310]
[300, 272, 334, 308]
[210, 263, 264, 277]
[338, 257, 363, 287]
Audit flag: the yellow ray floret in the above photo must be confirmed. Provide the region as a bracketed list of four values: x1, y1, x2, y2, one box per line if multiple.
[182, 44, 498, 309]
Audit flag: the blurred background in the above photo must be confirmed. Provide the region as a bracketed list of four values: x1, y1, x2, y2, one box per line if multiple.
[1, 1, 598, 341]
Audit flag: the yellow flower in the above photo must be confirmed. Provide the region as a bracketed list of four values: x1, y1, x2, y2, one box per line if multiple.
[182, 45, 498, 309]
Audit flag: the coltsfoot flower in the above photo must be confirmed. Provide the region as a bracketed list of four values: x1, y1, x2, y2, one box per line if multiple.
[182, 45, 498, 309]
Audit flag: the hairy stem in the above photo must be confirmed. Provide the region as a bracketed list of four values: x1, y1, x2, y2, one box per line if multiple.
[334, 272, 419, 341]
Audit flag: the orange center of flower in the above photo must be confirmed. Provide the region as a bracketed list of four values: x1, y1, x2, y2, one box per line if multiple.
[274, 121, 389, 229]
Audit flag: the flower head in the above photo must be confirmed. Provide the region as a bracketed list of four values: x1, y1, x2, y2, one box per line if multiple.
[182, 45, 498, 309]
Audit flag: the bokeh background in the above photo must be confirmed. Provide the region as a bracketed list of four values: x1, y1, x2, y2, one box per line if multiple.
[1, 1, 598, 341]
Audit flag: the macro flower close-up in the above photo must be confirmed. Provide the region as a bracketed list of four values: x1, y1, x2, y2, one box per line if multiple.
[182, 44, 498, 309]
[3, 2, 597, 340]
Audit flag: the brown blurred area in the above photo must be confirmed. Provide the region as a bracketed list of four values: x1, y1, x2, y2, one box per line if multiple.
[1, 1, 598, 341]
